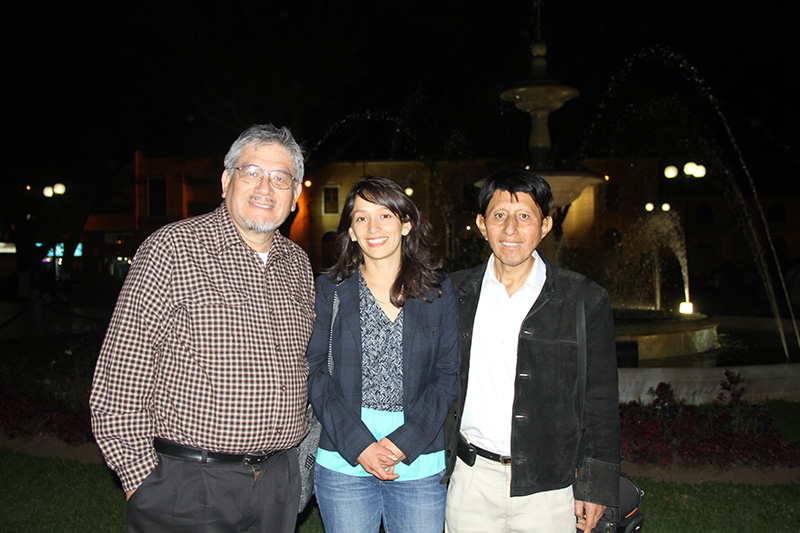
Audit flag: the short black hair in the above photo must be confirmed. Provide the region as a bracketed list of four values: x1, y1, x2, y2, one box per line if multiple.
[477, 168, 554, 217]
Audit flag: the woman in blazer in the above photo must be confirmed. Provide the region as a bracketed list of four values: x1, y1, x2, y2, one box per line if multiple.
[307, 175, 458, 533]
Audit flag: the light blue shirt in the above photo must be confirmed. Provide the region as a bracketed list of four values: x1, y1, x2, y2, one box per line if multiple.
[316, 408, 445, 479]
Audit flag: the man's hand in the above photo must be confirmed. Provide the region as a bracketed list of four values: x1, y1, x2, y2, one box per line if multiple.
[575, 500, 606, 532]
[357, 442, 400, 480]
[125, 489, 136, 501]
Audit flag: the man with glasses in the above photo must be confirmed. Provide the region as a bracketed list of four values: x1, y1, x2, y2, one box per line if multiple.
[90, 124, 315, 533]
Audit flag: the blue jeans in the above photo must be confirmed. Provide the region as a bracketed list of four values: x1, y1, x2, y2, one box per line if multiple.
[314, 465, 446, 533]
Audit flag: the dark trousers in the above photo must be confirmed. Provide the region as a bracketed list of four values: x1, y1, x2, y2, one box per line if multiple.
[126, 448, 300, 533]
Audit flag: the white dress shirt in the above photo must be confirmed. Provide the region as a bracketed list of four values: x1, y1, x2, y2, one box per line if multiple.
[460, 251, 546, 456]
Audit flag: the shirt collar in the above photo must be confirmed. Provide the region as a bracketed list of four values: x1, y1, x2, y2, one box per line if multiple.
[484, 250, 543, 291]
[212, 202, 290, 260]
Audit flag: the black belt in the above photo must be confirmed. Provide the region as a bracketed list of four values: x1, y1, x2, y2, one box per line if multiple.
[473, 444, 512, 465]
[153, 438, 278, 466]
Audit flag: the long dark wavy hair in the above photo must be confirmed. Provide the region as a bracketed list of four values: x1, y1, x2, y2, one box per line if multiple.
[327, 175, 445, 305]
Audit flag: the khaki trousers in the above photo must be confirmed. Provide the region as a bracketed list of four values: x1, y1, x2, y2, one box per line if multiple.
[445, 455, 575, 533]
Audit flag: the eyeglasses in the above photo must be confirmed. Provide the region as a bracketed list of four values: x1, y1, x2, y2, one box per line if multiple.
[232, 165, 295, 189]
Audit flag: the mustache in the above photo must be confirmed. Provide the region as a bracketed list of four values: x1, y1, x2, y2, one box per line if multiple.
[248, 195, 275, 206]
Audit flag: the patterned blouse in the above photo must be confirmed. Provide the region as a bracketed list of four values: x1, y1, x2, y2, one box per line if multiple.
[358, 271, 404, 412]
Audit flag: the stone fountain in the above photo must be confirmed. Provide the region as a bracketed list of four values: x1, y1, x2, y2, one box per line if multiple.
[499, 36, 717, 363]
[500, 41, 603, 209]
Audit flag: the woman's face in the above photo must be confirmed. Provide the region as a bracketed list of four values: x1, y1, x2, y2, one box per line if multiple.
[348, 196, 411, 265]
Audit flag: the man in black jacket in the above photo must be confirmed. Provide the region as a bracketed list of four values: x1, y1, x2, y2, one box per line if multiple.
[443, 168, 620, 532]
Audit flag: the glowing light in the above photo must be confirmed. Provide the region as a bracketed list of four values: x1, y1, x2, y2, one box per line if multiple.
[644, 203, 655, 212]
[683, 162, 697, 176]
[604, 175, 610, 181]
[26, 185, 31, 191]
[693, 165, 706, 178]
[661, 203, 671, 212]
[303, 180, 312, 187]
[43, 186, 54, 197]
[404, 187, 414, 196]
[679, 301, 694, 314]
[664, 165, 679, 178]
[465, 225, 471, 231]
[53, 183, 66, 195]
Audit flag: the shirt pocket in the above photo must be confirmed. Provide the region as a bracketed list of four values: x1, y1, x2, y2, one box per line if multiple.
[184, 287, 250, 361]
[286, 291, 315, 342]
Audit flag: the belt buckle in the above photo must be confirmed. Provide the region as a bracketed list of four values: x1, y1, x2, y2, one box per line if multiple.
[242, 450, 276, 466]
[242, 454, 266, 466]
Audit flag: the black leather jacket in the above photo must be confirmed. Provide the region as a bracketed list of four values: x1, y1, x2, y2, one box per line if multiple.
[443, 253, 621, 506]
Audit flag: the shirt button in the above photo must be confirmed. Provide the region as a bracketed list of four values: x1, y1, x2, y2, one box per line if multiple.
[280, 385, 287, 391]
[276, 428, 283, 434]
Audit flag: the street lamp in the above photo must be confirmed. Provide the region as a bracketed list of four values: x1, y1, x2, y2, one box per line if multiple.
[43, 183, 66, 197]
[664, 162, 705, 179]
[644, 202, 671, 212]
[41, 182, 68, 279]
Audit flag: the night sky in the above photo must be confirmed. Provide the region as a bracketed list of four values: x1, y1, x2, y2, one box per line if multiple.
[5, 1, 798, 192]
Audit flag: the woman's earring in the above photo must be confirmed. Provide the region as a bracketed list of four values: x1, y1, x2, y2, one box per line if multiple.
[351, 236, 358, 242]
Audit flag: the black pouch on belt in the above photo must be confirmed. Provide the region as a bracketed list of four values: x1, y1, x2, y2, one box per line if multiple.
[457, 434, 477, 467]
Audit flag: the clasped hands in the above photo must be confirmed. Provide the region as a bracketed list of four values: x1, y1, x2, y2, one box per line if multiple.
[356, 437, 406, 480]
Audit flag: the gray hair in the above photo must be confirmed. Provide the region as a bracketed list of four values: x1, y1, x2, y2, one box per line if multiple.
[223, 124, 305, 181]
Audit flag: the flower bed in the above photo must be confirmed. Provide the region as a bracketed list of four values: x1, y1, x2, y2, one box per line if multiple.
[621, 370, 800, 469]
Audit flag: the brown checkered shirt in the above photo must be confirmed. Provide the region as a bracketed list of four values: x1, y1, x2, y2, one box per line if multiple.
[90, 204, 315, 492]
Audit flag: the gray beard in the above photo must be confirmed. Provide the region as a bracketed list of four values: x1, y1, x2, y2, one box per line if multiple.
[245, 219, 276, 233]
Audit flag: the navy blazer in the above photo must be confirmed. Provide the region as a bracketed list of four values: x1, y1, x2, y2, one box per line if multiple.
[307, 272, 459, 467]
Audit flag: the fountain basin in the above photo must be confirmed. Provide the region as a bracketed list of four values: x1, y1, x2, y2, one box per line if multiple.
[537, 170, 604, 208]
[614, 310, 718, 360]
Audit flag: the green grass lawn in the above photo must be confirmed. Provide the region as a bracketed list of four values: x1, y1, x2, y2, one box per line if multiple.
[3, 446, 800, 532]
[635, 478, 800, 532]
